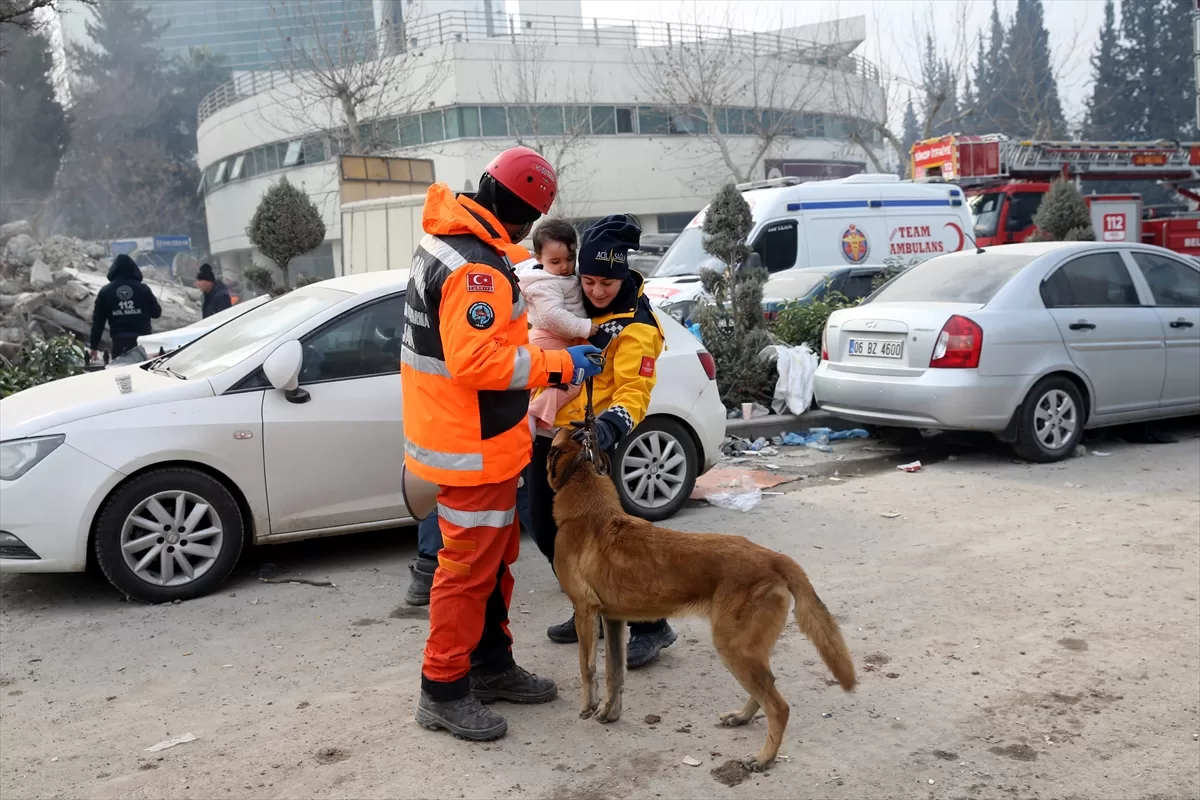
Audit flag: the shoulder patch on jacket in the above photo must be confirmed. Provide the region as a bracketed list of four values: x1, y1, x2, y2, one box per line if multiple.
[467, 302, 495, 329]
[467, 272, 494, 292]
[639, 356, 655, 377]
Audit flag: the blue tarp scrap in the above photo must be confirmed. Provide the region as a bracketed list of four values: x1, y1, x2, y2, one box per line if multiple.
[773, 427, 870, 453]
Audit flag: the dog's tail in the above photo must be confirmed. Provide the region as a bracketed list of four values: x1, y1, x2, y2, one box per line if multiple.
[779, 556, 856, 691]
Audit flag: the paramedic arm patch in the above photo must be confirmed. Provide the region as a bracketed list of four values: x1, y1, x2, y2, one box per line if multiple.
[466, 272, 494, 292]
[466, 302, 495, 329]
[639, 356, 655, 377]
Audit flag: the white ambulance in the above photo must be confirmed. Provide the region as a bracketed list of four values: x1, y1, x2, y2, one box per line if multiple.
[644, 174, 973, 318]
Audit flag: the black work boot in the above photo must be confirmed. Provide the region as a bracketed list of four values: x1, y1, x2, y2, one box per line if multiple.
[404, 556, 437, 606]
[470, 664, 557, 704]
[415, 692, 507, 741]
[546, 612, 604, 644]
[627, 623, 677, 669]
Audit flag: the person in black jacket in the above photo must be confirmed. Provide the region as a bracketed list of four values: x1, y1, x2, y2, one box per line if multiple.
[196, 263, 232, 318]
[89, 254, 163, 360]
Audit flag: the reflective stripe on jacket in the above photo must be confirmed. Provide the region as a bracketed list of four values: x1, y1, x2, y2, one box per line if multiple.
[402, 184, 573, 487]
[552, 273, 663, 437]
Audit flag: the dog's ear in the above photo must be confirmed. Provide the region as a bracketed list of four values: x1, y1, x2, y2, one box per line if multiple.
[546, 445, 562, 488]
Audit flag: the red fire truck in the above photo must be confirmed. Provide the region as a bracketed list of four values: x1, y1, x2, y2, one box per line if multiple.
[909, 134, 1200, 256]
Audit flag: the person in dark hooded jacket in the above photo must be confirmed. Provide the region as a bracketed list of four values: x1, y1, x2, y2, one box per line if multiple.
[89, 254, 163, 360]
[196, 263, 232, 318]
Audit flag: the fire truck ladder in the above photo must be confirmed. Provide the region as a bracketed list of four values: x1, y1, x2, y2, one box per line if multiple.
[1001, 139, 1200, 181]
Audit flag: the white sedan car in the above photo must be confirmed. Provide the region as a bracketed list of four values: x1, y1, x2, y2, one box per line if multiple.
[0, 271, 726, 602]
[815, 242, 1200, 462]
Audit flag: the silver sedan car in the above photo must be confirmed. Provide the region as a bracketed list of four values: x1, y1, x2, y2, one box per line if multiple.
[814, 242, 1200, 462]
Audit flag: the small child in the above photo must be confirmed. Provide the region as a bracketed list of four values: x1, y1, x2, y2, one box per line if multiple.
[518, 218, 598, 430]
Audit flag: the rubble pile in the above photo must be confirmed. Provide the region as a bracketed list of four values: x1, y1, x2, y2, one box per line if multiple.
[0, 221, 201, 359]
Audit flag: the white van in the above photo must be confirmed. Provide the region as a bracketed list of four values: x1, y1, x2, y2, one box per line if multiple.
[643, 174, 973, 316]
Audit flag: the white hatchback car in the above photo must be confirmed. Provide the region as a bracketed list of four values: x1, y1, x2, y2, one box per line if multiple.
[0, 271, 726, 602]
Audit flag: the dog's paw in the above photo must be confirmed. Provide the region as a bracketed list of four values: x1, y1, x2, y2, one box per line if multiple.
[579, 700, 599, 720]
[595, 699, 622, 724]
[741, 755, 773, 773]
[719, 710, 753, 727]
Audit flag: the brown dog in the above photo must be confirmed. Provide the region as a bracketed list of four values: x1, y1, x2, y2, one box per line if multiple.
[546, 428, 856, 771]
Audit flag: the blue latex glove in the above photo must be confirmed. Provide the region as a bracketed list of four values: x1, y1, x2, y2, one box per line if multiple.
[573, 416, 621, 453]
[565, 344, 603, 385]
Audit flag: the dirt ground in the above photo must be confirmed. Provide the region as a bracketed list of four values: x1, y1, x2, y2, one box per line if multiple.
[2, 426, 1198, 800]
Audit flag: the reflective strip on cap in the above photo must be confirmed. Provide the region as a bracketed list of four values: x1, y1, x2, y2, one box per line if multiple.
[507, 346, 531, 389]
[436, 504, 516, 530]
[404, 440, 483, 472]
[420, 234, 468, 271]
[401, 346, 451, 377]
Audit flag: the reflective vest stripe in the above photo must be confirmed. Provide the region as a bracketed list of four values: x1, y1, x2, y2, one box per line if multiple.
[508, 346, 532, 390]
[436, 504, 516, 529]
[401, 345, 451, 377]
[419, 233, 468, 271]
[404, 439, 484, 472]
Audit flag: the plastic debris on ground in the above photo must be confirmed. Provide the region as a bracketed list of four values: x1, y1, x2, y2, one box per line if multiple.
[880, 511, 901, 518]
[721, 435, 779, 457]
[773, 427, 870, 453]
[682, 756, 702, 767]
[897, 460, 922, 473]
[1092, 450, 1111, 457]
[705, 476, 763, 512]
[145, 733, 198, 753]
[759, 343, 819, 415]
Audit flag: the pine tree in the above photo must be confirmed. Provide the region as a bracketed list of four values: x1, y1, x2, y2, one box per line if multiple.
[0, 25, 69, 223]
[70, 0, 166, 80]
[1153, 0, 1197, 140]
[1001, 0, 1066, 137]
[1030, 180, 1094, 241]
[1084, 0, 1125, 139]
[919, 34, 960, 137]
[247, 177, 327, 285]
[972, 0, 1009, 133]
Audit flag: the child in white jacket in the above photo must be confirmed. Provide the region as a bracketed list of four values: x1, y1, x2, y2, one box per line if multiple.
[517, 218, 598, 430]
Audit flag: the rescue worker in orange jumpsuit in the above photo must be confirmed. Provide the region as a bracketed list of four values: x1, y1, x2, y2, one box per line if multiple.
[402, 146, 603, 741]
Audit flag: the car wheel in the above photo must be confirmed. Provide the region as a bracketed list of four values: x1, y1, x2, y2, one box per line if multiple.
[1012, 376, 1085, 463]
[613, 416, 698, 522]
[93, 467, 245, 603]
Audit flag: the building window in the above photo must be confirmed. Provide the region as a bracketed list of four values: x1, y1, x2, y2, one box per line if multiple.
[590, 106, 615, 135]
[718, 108, 747, 135]
[480, 105, 507, 137]
[565, 106, 590, 134]
[399, 115, 421, 146]
[421, 110, 446, 143]
[670, 110, 708, 135]
[615, 107, 634, 134]
[657, 212, 697, 234]
[302, 136, 326, 164]
[637, 108, 670, 135]
[229, 154, 245, 180]
[283, 139, 303, 167]
[213, 159, 228, 185]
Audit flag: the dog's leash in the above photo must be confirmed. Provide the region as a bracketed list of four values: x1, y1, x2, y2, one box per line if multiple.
[578, 352, 611, 478]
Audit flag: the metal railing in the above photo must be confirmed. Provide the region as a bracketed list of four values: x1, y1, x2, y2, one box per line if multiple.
[198, 11, 880, 125]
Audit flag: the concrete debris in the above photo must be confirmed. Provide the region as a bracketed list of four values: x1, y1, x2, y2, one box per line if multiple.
[0, 229, 200, 359]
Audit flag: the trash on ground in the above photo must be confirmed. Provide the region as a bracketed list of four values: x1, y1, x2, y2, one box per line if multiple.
[145, 733, 198, 753]
[1093, 450, 1111, 457]
[682, 755, 702, 767]
[259, 577, 336, 588]
[775, 427, 870, 452]
[880, 512, 901, 518]
[761, 343, 819, 415]
[821, 712, 834, 718]
[897, 461, 922, 473]
[706, 477, 763, 512]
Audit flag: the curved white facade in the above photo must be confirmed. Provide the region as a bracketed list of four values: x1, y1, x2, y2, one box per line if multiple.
[197, 15, 886, 280]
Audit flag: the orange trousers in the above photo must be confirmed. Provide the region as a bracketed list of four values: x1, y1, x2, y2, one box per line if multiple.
[421, 476, 520, 702]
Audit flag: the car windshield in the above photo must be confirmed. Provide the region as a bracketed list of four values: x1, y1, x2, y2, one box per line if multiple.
[969, 193, 1002, 238]
[184, 293, 270, 329]
[763, 271, 831, 299]
[652, 226, 727, 277]
[869, 252, 1036, 305]
[158, 287, 349, 381]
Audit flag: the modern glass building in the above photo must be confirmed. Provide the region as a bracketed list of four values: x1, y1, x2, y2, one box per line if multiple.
[137, 0, 383, 71]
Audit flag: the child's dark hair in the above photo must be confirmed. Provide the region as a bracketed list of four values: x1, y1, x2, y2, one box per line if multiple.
[532, 217, 578, 255]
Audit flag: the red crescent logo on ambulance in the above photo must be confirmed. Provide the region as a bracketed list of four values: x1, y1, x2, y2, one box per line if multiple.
[466, 272, 494, 292]
[944, 222, 965, 252]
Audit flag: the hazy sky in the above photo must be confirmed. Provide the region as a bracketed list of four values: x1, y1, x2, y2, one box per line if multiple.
[556, 0, 1108, 128]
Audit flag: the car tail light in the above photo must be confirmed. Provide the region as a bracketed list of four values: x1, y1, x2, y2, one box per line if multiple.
[697, 351, 716, 381]
[821, 326, 829, 361]
[929, 315, 983, 368]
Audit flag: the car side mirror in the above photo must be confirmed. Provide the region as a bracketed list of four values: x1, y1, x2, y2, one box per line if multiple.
[262, 340, 310, 404]
[738, 252, 763, 272]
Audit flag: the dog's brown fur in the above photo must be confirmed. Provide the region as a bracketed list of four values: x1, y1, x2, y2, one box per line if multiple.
[547, 428, 856, 771]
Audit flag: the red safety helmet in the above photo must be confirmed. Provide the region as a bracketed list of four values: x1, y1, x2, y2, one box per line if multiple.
[484, 146, 557, 215]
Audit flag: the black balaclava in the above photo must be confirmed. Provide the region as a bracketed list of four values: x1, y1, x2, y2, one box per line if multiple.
[473, 172, 541, 241]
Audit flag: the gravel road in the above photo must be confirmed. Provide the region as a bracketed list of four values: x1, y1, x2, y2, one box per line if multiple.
[2, 425, 1198, 800]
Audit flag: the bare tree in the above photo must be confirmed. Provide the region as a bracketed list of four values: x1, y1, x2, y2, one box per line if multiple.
[0, 0, 93, 32]
[635, 14, 858, 184]
[266, 0, 446, 155]
[489, 37, 596, 218]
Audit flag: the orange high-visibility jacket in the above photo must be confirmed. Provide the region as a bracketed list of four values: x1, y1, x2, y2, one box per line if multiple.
[401, 184, 573, 487]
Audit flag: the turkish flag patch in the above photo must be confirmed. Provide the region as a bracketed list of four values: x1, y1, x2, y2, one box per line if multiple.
[466, 272, 494, 292]
[639, 356, 655, 377]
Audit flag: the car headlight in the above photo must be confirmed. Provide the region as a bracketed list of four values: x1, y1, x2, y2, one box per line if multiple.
[0, 435, 65, 481]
